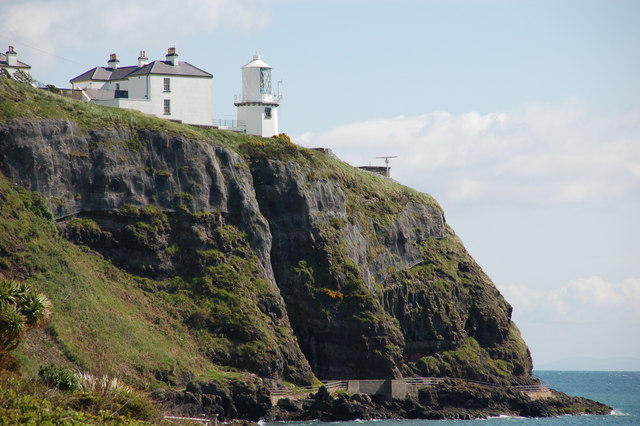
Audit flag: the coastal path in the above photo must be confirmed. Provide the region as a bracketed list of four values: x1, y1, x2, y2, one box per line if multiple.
[269, 377, 551, 404]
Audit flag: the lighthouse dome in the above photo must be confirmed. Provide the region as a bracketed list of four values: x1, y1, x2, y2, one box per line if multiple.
[241, 54, 272, 69]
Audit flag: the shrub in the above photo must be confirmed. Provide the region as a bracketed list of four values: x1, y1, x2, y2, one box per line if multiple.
[45, 84, 61, 94]
[38, 364, 80, 391]
[0, 280, 52, 350]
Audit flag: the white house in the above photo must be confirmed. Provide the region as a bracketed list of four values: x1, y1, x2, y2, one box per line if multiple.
[0, 46, 31, 78]
[234, 54, 281, 137]
[70, 48, 213, 126]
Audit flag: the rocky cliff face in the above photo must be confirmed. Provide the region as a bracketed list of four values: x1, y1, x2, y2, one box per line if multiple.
[0, 115, 533, 386]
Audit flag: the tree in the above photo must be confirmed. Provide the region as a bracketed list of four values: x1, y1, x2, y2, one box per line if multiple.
[0, 279, 51, 351]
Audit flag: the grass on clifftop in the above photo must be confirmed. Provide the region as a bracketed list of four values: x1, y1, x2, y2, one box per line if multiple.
[0, 77, 245, 148]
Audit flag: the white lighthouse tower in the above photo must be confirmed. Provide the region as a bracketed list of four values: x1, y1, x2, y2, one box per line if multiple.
[235, 54, 280, 137]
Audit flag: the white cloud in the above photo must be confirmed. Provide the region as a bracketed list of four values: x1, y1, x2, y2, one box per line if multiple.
[1, 0, 275, 68]
[500, 277, 640, 324]
[296, 102, 640, 204]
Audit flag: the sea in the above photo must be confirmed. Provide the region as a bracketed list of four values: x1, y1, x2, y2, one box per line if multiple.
[269, 371, 640, 426]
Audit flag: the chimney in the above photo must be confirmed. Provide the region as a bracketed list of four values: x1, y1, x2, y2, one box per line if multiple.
[137, 50, 149, 67]
[5, 46, 17, 67]
[165, 47, 179, 65]
[107, 53, 119, 69]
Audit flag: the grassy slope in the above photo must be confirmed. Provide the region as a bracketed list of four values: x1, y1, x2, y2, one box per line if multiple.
[0, 174, 213, 386]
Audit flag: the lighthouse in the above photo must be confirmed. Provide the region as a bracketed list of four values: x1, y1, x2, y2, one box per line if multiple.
[235, 54, 280, 137]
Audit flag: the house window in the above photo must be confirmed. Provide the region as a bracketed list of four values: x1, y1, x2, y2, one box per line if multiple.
[163, 78, 170, 92]
[164, 99, 171, 115]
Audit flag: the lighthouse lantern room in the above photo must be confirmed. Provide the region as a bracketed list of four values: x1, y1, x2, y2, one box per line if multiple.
[235, 54, 280, 137]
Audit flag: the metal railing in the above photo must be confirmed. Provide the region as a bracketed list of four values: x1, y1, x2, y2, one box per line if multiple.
[405, 377, 442, 386]
[511, 384, 551, 392]
[212, 119, 246, 129]
[270, 385, 320, 396]
[234, 94, 282, 104]
[164, 415, 217, 425]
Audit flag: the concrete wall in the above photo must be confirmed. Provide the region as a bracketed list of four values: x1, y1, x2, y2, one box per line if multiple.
[345, 380, 408, 401]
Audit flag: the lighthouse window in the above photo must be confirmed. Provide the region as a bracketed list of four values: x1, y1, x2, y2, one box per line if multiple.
[260, 68, 271, 94]
[264, 107, 272, 118]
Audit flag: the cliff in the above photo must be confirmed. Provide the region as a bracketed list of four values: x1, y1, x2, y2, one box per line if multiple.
[0, 78, 607, 420]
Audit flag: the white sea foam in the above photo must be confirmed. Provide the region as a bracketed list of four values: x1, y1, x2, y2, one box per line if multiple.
[487, 414, 527, 420]
[611, 409, 630, 416]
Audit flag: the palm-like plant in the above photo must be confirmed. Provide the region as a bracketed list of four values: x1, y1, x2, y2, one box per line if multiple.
[0, 279, 52, 350]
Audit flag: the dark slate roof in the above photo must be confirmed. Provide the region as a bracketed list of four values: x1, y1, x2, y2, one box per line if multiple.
[110, 66, 139, 80]
[70, 66, 138, 83]
[70, 60, 212, 83]
[129, 60, 212, 77]
[0, 53, 31, 69]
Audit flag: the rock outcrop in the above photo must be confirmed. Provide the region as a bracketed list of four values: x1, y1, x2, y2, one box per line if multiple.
[0, 117, 533, 387]
[268, 382, 611, 421]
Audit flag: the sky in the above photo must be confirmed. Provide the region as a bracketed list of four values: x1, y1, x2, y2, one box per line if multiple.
[1, 0, 639, 369]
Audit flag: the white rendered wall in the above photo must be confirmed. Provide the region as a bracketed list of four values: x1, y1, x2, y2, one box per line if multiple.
[71, 80, 107, 90]
[148, 74, 213, 125]
[96, 98, 154, 114]
[73, 72, 212, 125]
[126, 76, 149, 99]
[238, 104, 278, 137]
[96, 75, 212, 125]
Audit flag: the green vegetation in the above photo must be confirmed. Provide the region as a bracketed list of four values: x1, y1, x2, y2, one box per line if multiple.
[0, 279, 51, 351]
[0, 174, 214, 384]
[39, 363, 80, 391]
[66, 217, 102, 233]
[0, 371, 159, 424]
[416, 336, 512, 381]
